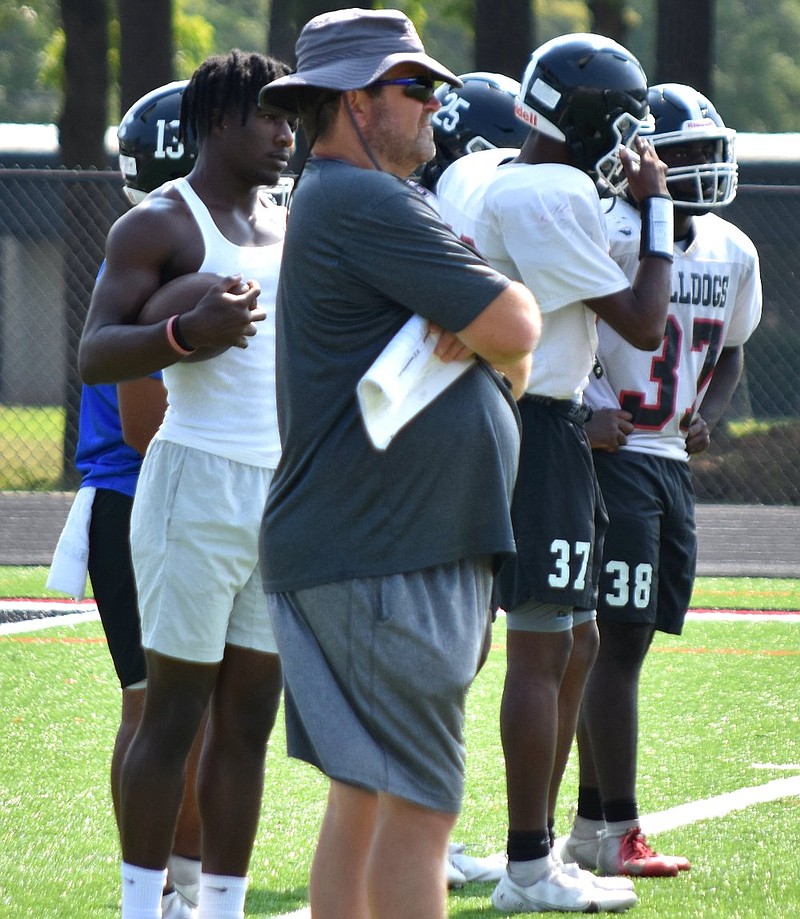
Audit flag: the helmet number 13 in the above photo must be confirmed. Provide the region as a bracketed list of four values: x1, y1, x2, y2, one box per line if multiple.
[154, 118, 185, 160]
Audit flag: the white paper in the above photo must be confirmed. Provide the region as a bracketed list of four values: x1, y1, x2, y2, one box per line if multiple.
[357, 315, 475, 450]
[45, 486, 96, 600]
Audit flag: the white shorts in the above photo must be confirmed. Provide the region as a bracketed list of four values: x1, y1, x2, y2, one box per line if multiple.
[131, 439, 277, 663]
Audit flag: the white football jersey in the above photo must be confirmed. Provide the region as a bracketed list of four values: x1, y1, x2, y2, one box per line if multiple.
[437, 150, 630, 400]
[585, 198, 763, 460]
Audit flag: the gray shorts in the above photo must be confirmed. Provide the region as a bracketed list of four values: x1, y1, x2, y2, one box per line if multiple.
[268, 557, 493, 814]
[505, 601, 597, 633]
[131, 440, 277, 663]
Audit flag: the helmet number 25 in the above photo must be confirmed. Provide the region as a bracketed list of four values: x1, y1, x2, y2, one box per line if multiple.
[432, 93, 470, 133]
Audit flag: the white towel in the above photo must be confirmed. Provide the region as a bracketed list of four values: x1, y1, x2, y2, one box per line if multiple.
[356, 315, 475, 450]
[45, 486, 96, 600]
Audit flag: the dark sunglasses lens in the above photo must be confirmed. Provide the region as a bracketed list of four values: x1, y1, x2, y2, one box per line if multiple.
[403, 81, 435, 103]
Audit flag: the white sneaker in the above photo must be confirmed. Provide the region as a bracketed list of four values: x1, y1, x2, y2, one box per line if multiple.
[449, 842, 507, 884]
[491, 859, 637, 913]
[172, 881, 199, 909]
[161, 890, 197, 919]
[556, 857, 636, 892]
[561, 831, 602, 871]
[446, 854, 467, 889]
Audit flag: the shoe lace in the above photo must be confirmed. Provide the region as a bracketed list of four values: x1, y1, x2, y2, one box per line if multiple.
[622, 829, 658, 860]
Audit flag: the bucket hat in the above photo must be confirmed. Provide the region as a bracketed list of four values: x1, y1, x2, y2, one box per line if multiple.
[259, 7, 461, 114]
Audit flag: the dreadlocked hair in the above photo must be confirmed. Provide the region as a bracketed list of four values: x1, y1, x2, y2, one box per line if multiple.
[179, 49, 291, 143]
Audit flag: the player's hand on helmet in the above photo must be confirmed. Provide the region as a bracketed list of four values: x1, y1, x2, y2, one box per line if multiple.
[621, 135, 670, 203]
[586, 407, 634, 452]
[685, 413, 711, 455]
[182, 275, 265, 350]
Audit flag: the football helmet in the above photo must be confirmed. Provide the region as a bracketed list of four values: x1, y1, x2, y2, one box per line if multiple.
[648, 83, 737, 211]
[516, 33, 650, 196]
[419, 72, 528, 189]
[117, 80, 197, 205]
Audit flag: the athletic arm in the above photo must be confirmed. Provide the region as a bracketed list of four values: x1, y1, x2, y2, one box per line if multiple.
[79, 200, 264, 384]
[117, 377, 168, 456]
[687, 345, 744, 455]
[585, 139, 673, 351]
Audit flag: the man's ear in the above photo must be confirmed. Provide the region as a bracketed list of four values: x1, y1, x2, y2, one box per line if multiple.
[345, 89, 369, 121]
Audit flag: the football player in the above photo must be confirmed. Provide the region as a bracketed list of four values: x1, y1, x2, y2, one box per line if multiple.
[437, 33, 674, 913]
[49, 80, 201, 919]
[80, 50, 295, 919]
[562, 83, 762, 877]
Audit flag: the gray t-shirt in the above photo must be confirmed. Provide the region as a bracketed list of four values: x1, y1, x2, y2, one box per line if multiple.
[261, 158, 521, 592]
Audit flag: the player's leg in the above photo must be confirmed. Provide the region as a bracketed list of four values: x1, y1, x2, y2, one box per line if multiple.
[120, 653, 217, 867]
[197, 644, 282, 876]
[119, 652, 218, 919]
[502, 608, 573, 850]
[88, 487, 147, 828]
[90, 486, 203, 913]
[548, 613, 599, 830]
[576, 452, 689, 876]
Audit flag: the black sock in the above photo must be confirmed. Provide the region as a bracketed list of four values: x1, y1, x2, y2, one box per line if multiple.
[603, 798, 639, 824]
[507, 829, 551, 862]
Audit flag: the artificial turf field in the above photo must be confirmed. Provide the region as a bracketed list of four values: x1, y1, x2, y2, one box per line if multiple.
[1, 577, 798, 917]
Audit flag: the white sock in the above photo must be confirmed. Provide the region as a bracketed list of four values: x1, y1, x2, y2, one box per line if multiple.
[197, 873, 248, 919]
[168, 854, 201, 906]
[121, 862, 168, 919]
[570, 815, 605, 839]
[507, 853, 552, 887]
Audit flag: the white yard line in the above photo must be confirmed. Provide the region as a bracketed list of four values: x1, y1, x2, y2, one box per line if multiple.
[0, 605, 98, 634]
[639, 774, 800, 835]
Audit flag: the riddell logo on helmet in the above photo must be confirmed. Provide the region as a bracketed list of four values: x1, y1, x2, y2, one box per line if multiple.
[515, 102, 537, 126]
[685, 118, 716, 129]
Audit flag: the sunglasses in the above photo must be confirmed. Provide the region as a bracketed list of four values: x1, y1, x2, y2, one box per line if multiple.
[370, 76, 437, 103]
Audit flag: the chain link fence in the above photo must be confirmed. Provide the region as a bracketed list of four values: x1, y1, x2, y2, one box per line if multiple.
[0, 167, 798, 505]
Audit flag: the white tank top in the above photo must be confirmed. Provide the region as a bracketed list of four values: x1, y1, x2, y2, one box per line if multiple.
[156, 177, 283, 468]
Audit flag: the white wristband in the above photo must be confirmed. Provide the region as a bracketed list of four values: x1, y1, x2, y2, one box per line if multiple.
[639, 196, 674, 261]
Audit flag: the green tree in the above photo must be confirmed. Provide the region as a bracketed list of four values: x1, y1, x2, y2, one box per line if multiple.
[0, 1, 61, 122]
[713, 0, 800, 131]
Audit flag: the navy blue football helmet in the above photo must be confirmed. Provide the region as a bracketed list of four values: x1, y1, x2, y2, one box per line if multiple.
[516, 33, 651, 196]
[647, 83, 737, 211]
[117, 81, 197, 204]
[419, 72, 527, 190]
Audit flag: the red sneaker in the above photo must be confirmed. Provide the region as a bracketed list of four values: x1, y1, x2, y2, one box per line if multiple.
[598, 828, 691, 877]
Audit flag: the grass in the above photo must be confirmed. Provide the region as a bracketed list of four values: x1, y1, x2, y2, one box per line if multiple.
[0, 405, 65, 490]
[0, 613, 798, 917]
[2, 566, 800, 612]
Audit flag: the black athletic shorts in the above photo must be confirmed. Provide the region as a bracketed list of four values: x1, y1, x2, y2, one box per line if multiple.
[87, 488, 146, 688]
[496, 395, 608, 612]
[592, 450, 696, 635]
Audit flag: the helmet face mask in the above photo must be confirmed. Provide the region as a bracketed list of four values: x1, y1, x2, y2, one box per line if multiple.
[648, 84, 737, 212]
[516, 33, 650, 196]
[117, 80, 197, 203]
[594, 110, 654, 198]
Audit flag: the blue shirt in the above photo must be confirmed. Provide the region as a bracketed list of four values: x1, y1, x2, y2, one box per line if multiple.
[74, 376, 161, 497]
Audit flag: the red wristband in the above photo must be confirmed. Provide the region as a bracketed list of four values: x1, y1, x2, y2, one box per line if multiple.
[166, 314, 196, 356]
